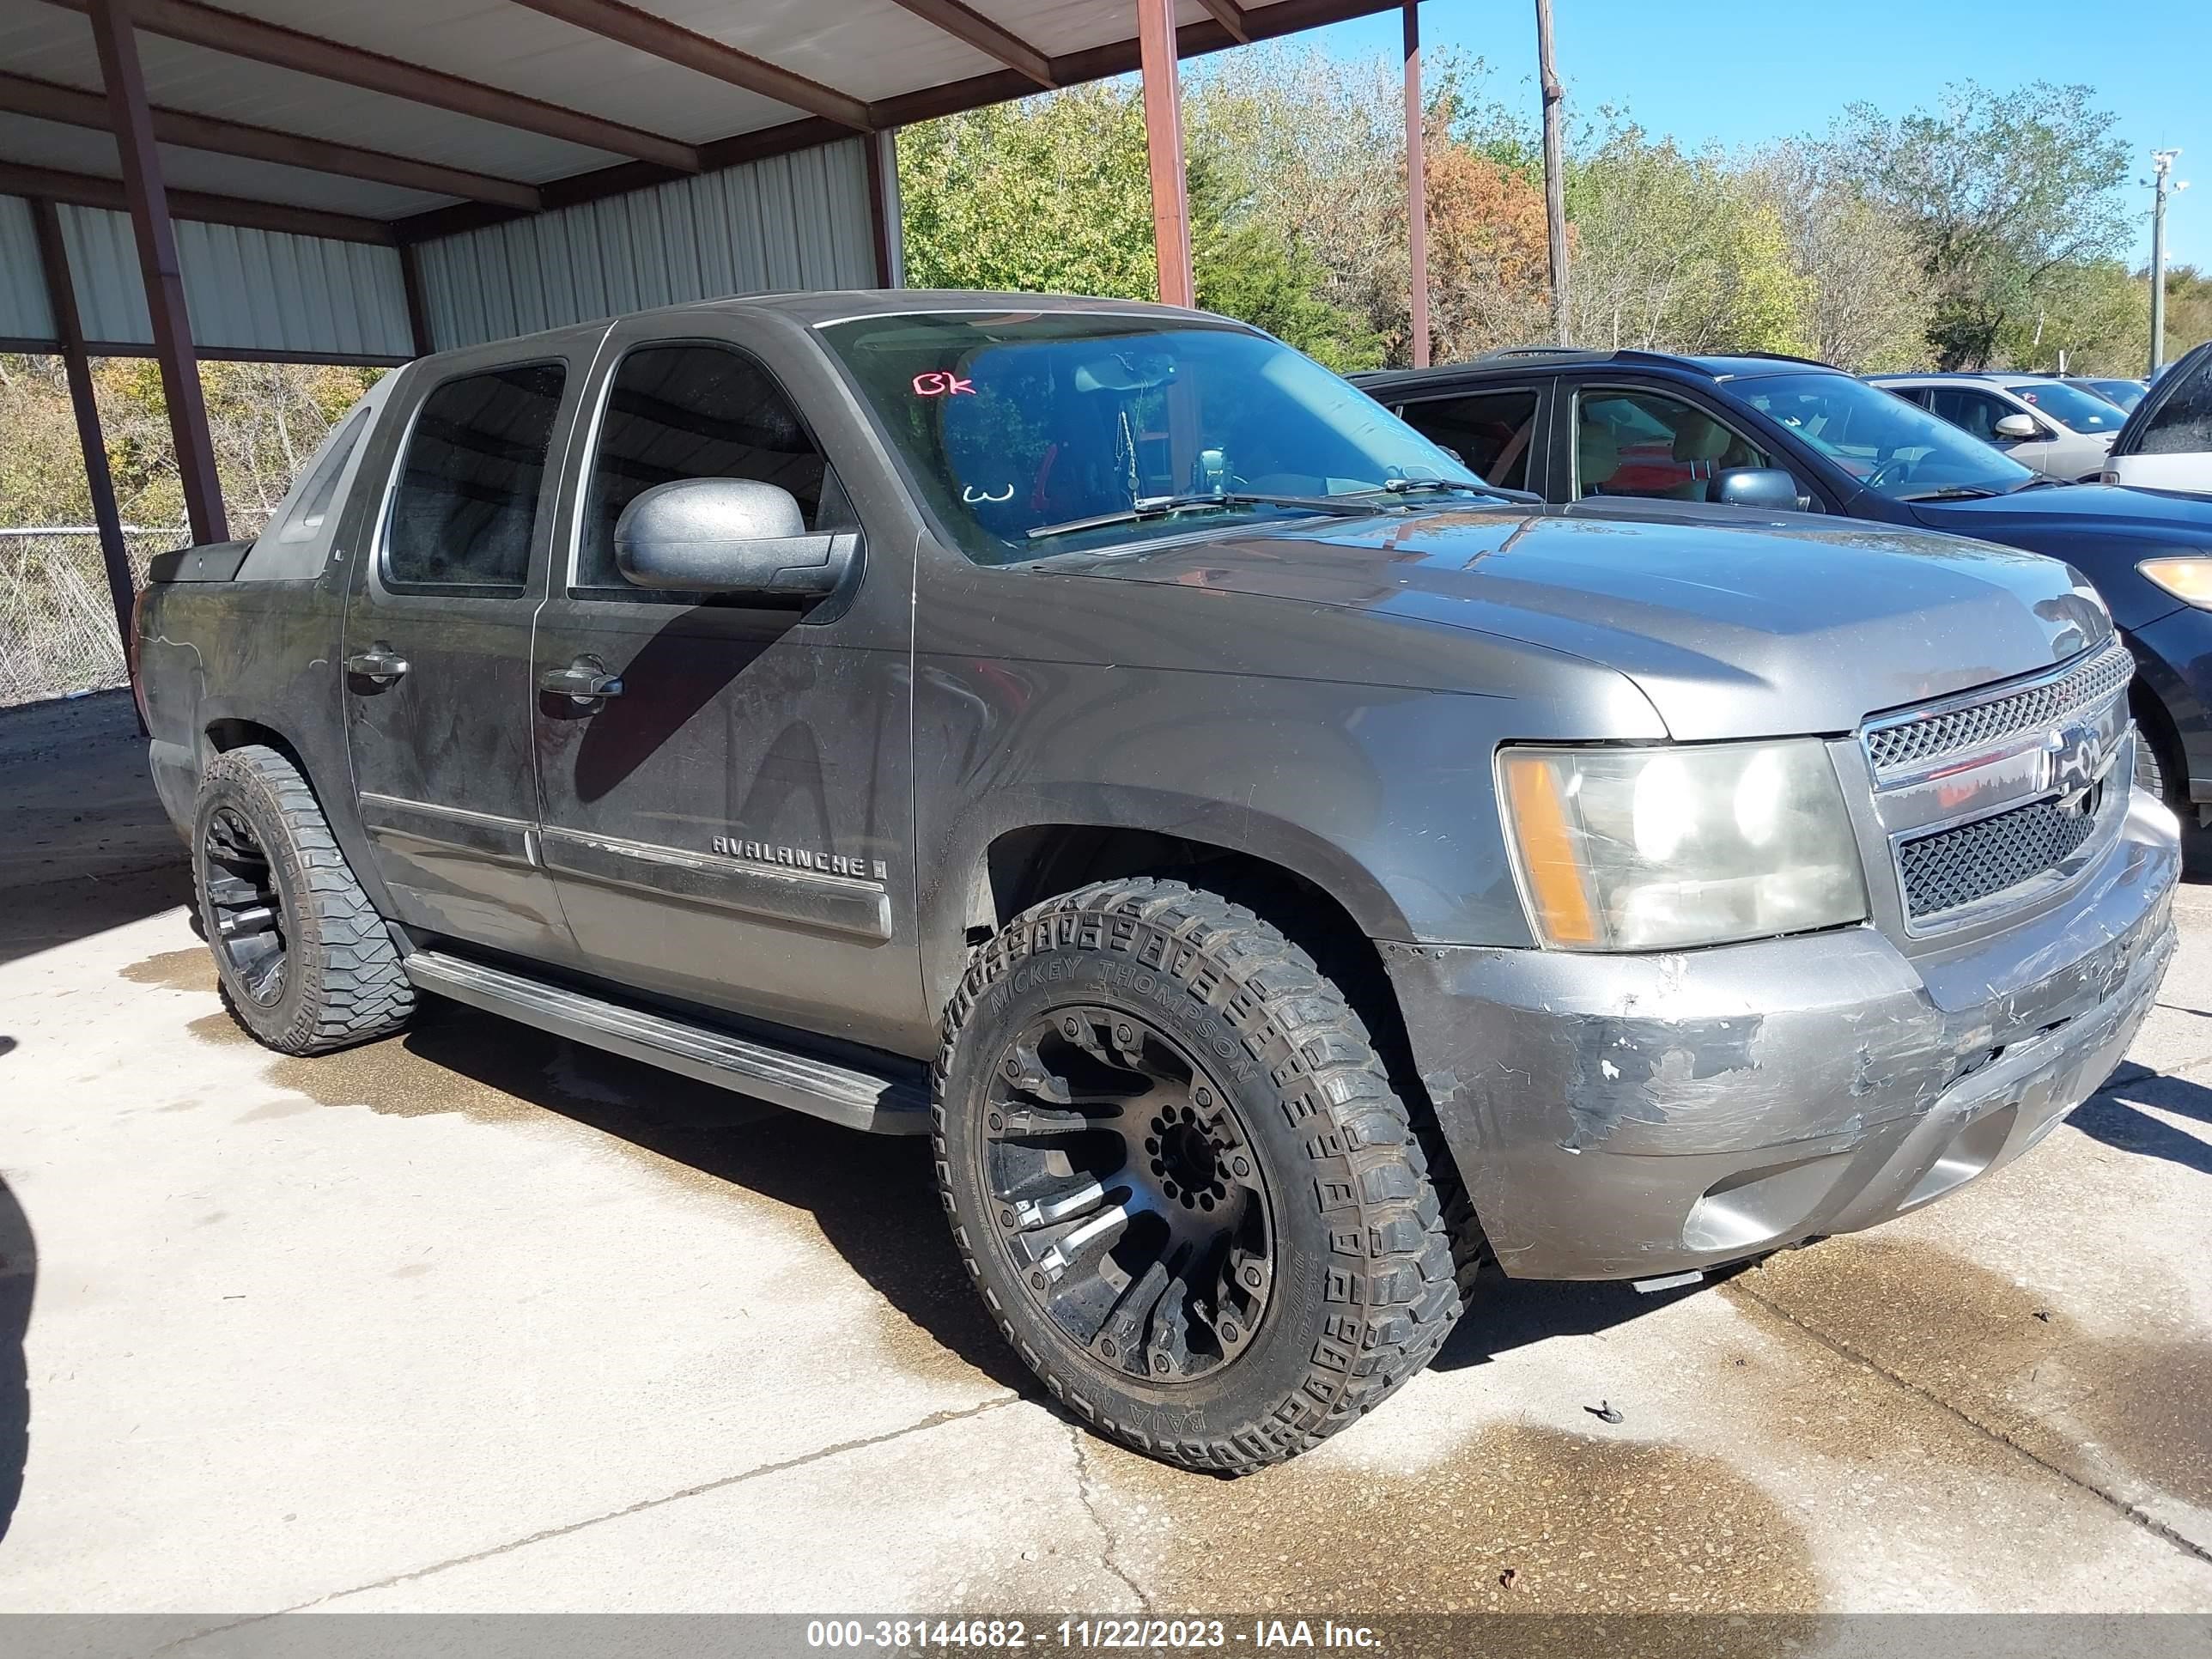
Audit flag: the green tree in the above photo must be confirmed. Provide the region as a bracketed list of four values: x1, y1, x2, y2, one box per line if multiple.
[1820, 82, 2131, 368]
[896, 84, 1156, 300]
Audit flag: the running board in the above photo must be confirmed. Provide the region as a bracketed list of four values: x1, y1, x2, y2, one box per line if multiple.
[402, 950, 930, 1135]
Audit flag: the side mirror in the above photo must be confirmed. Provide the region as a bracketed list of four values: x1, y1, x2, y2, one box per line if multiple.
[1710, 467, 1804, 510]
[1993, 412, 2040, 442]
[614, 477, 857, 603]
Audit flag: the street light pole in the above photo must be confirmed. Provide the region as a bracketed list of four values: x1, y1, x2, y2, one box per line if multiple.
[2149, 149, 2185, 379]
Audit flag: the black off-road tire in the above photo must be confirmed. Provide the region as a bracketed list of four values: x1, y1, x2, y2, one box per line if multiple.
[2133, 695, 2184, 814]
[191, 744, 414, 1054]
[934, 877, 1462, 1474]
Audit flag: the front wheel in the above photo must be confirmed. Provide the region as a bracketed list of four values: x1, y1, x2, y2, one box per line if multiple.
[933, 878, 1461, 1474]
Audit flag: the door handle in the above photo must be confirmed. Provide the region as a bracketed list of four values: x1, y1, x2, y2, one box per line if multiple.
[539, 659, 624, 702]
[344, 643, 409, 684]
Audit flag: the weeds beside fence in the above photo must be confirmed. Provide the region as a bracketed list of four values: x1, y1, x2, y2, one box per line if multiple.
[0, 527, 189, 708]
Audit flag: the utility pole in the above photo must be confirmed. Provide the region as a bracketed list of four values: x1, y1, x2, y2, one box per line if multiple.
[1534, 0, 1569, 343]
[2149, 149, 2186, 378]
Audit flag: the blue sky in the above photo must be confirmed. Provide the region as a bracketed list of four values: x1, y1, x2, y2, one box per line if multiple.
[1310, 0, 2208, 270]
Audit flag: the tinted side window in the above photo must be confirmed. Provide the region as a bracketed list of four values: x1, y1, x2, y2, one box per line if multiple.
[578, 343, 852, 596]
[1573, 387, 1770, 501]
[1401, 390, 1540, 490]
[1928, 387, 2008, 442]
[2141, 356, 2212, 456]
[385, 363, 567, 592]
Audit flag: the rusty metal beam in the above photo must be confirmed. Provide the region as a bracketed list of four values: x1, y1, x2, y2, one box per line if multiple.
[87, 0, 227, 546]
[0, 160, 395, 243]
[27, 194, 138, 677]
[503, 0, 872, 129]
[1136, 0, 1193, 310]
[0, 70, 542, 209]
[41, 0, 702, 171]
[884, 0, 1054, 88]
[1193, 0, 1252, 43]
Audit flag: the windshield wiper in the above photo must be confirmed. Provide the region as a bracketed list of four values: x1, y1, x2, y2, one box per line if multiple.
[2005, 477, 2064, 493]
[1370, 477, 1544, 505]
[1899, 484, 2003, 501]
[1024, 490, 1377, 542]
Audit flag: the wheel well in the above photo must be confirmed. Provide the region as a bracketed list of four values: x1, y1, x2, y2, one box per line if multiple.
[205, 718, 308, 778]
[974, 826, 1425, 1114]
[2130, 679, 2185, 791]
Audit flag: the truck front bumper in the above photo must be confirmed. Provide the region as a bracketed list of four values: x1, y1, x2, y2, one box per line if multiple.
[1382, 791, 2180, 1280]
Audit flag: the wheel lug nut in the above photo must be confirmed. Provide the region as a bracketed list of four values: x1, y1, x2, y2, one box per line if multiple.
[1153, 1355, 1170, 1374]
[1063, 1017, 1082, 1038]
[1030, 1273, 1047, 1290]
[1115, 1023, 1134, 1045]
[1194, 1087, 1212, 1107]
[988, 1112, 1004, 1131]
[1002, 1057, 1020, 1078]
[1232, 1157, 1249, 1177]
[1243, 1266, 1262, 1288]
[999, 1208, 1016, 1227]
[1221, 1322, 1238, 1341]
[1100, 1340, 1115, 1358]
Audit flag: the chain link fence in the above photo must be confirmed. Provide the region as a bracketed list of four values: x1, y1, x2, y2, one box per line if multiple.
[0, 527, 190, 709]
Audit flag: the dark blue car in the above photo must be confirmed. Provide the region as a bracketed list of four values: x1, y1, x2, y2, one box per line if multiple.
[1359, 349, 2212, 820]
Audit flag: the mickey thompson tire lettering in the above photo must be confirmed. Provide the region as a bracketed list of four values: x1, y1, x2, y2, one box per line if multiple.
[933, 876, 1463, 1474]
[191, 744, 415, 1055]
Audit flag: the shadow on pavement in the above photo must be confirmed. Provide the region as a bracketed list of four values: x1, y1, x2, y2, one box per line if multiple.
[0, 691, 189, 968]
[2071, 1060, 2212, 1176]
[0, 1171, 33, 1543]
[318, 1002, 1039, 1400]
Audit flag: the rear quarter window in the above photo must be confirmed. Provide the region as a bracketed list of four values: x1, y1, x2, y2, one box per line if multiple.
[2138, 354, 2212, 456]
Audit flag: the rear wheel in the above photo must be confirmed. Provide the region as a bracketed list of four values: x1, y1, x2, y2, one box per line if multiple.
[191, 745, 414, 1054]
[933, 878, 1461, 1474]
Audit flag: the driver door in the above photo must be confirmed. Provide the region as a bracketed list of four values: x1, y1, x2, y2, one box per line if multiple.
[529, 319, 922, 1052]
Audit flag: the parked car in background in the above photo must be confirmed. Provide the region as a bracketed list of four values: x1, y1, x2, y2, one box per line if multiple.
[1359, 348, 2212, 821]
[2103, 340, 2212, 498]
[2067, 376, 2148, 412]
[1870, 372, 2127, 482]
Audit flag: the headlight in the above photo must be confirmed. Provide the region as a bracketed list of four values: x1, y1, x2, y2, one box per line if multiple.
[1498, 739, 1868, 951]
[2138, 556, 2212, 608]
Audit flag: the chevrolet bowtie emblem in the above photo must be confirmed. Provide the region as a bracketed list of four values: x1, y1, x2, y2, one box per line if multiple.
[2046, 720, 2107, 812]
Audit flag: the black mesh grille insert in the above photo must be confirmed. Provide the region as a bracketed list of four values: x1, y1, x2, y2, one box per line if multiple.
[1899, 793, 2101, 920]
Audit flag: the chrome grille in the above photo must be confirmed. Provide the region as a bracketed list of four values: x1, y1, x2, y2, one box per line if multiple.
[1899, 791, 2103, 920]
[1865, 642, 2134, 777]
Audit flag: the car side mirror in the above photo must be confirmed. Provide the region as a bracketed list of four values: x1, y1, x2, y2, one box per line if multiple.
[1993, 412, 2039, 442]
[614, 477, 857, 603]
[1710, 467, 1804, 510]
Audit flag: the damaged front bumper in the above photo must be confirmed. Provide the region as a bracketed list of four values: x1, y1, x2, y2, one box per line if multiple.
[1382, 790, 2180, 1280]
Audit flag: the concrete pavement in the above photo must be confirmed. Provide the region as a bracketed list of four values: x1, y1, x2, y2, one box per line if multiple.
[1, 693, 2209, 1626]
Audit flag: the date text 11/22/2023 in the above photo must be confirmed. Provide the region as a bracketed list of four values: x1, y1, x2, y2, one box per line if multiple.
[804, 1620, 1383, 1651]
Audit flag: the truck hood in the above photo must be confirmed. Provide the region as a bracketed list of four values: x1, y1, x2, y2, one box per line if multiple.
[1906, 480, 2212, 548]
[1049, 505, 2112, 740]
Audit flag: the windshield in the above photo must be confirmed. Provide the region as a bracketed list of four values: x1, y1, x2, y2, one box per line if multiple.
[2079, 379, 2146, 411]
[1735, 372, 2037, 499]
[2007, 380, 2127, 434]
[816, 313, 1481, 562]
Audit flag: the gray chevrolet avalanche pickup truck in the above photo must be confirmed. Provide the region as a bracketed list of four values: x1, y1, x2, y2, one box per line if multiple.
[137, 292, 2179, 1474]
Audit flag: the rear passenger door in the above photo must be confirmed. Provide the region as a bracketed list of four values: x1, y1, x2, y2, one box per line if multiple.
[528, 319, 921, 1052]
[342, 343, 592, 963]
[1382, 381, 1553, 496]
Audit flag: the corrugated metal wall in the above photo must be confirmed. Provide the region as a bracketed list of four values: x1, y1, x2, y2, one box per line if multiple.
[414, 137, 878, 352]
[0, 194, 411, 358]
[0, 196, 56, 342]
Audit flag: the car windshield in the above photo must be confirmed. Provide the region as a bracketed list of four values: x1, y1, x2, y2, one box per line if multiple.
[816, 312, 1484, 563]
[2080, 379, 2146, 411]
[1735, 372, 2037, 500]
[2007, 380, 2127, 434]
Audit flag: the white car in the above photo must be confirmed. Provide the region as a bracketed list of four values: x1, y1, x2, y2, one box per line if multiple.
[2104, 341, 2212, 496]
[1871, 372, 2127, 482]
